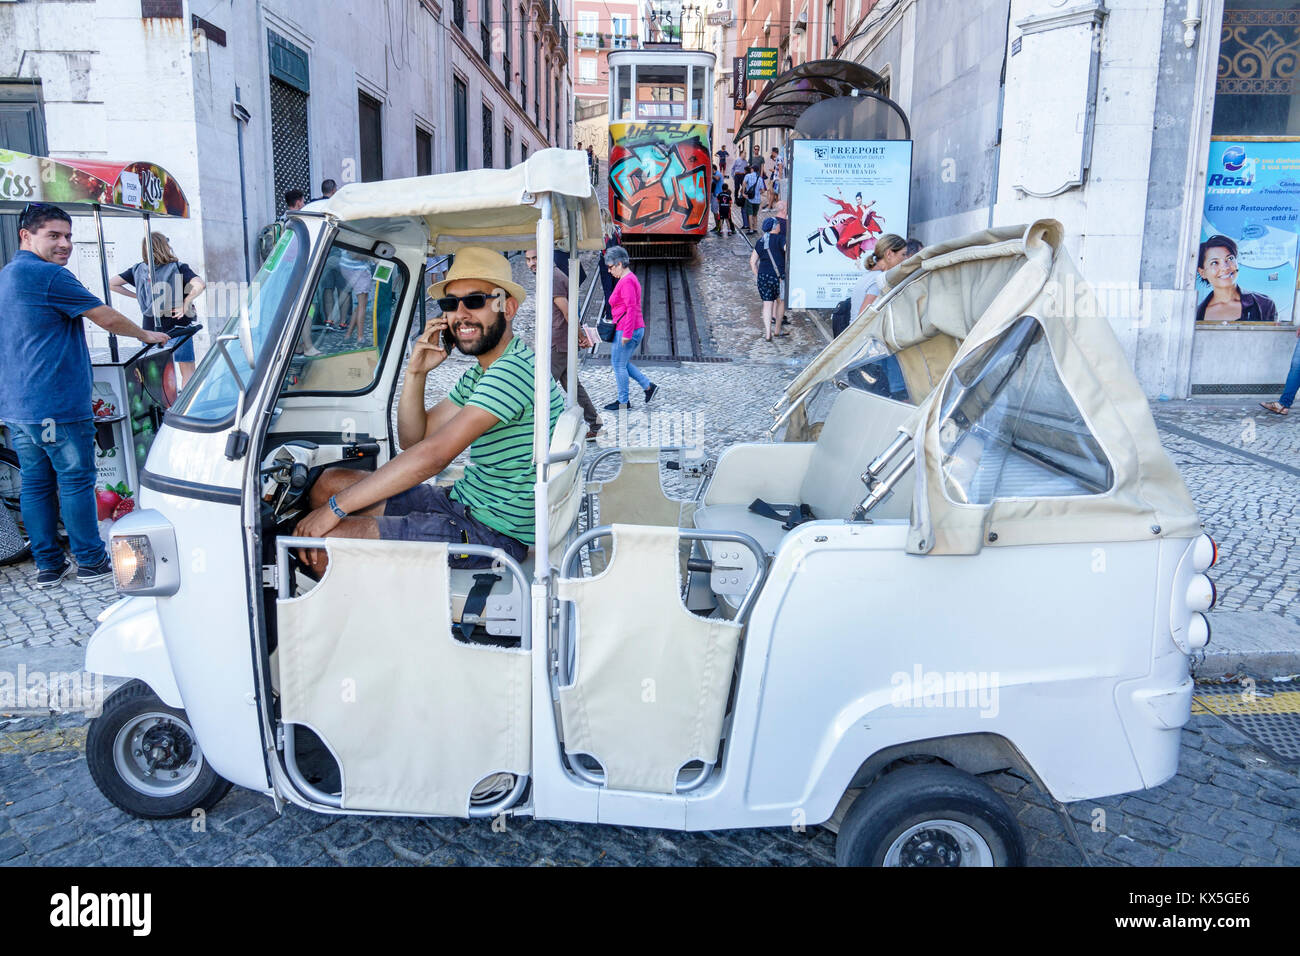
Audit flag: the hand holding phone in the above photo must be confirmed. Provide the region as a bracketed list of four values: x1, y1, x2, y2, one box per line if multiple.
[409, 317, 451, 377]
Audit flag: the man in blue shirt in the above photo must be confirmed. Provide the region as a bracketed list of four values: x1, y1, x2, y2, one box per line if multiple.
[0, 204, 168, 588]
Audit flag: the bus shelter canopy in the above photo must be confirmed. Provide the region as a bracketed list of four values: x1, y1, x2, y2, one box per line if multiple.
[736, 59, 900, 141]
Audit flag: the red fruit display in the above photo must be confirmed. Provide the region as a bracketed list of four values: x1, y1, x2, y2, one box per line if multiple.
[95, 488, 121, 520]
[111, 497, 136, 520]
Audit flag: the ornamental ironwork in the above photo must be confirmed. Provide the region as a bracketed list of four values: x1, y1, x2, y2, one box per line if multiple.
[1218, 9, 1300, 95]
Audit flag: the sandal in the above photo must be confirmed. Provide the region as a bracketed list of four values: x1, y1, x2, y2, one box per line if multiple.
[1260, 401, 1289, 416]
[763, 319, 773, 342]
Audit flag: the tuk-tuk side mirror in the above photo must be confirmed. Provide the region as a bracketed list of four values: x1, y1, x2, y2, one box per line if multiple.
[214, 334, 251, 460]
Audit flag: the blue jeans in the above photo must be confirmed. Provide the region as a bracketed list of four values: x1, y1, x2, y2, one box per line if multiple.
[610, 327, 652, 403]
[1280, 336, 1300, 408]
[7, 419, 108, 571]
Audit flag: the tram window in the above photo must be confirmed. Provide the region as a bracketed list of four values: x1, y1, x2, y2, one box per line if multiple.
[616, 67, 633, 120]
[636, 65, 687, 120]
[691, 66, 708, 121]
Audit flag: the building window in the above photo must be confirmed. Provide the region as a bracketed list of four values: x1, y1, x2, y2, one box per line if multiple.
[824, 0, 835, 55]
[358, 90, 383, 182]
[1213, 2, 1300, 135]
[520, 5, 528, 105]
[453, 0, 464, 31]
[554, 76, 560, 142]
[453, 76, 469, 171]
[612, 15, 632, 48]
[502, 0, 511, 82]
[481, 0, 492, 60]
[534, 37, 541, 120]
[416, 125, 433, 176]
[482, 101, 494, 168]
[504, 124, 513, 168]
[580, 57, 597, 85]
[268, 30, 310, 218]
[521, 140, 528, 162]
[578, 10, 598, 48]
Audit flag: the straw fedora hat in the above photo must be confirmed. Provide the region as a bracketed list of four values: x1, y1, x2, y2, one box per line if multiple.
[428, 246, 526, 307]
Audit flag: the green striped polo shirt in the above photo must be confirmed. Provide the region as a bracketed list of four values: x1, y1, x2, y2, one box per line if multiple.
[448, 336, 563, 545]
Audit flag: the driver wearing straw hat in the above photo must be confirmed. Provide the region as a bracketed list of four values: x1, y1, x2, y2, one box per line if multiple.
[295, 246, 564, 573]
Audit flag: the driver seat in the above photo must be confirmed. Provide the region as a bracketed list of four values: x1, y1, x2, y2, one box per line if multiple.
[447, 405, 586, 635]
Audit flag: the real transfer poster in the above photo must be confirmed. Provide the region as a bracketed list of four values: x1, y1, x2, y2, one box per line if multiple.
[788, 140, 912, 309]
[1201, 138, 1300, 325]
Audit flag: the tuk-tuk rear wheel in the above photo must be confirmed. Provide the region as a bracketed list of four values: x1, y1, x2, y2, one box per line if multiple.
[835, 764, 1025, 867]
[86, 680, 232, 819]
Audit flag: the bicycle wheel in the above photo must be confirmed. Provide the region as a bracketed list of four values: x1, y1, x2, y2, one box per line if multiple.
[0, 446, 32, 567]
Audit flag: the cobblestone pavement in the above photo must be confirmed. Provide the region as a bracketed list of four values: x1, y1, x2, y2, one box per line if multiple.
[2, 229, 1298, 866]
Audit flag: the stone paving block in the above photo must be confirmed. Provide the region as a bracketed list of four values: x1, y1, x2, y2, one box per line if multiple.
[1117, 815, 1181, 849]
[38, 839, 105, 867]
[1102, 836, 1163, 867]
[178, 833, 243, 866]
[102, 841, 179, 867]
[1213, 806, 1283, 838]
[426, 844, 486, 866]
[1187, 784, 1235, 809]
[26, 822, 82, 855]
[0, 835, 24, 863]
[318, 819, 373, 852]
[1174, 833, 1246, 867]
[382, 822, 443, 860]
[1117, 795, 1178, 827]
[9, 800, 76, 837]
[216, 806, 279, 839]
[1220, 828, 1281, 862]
[219, 850, 276, 867]
[1209, 771, 1262, 799]
[4, 786, 64, 817]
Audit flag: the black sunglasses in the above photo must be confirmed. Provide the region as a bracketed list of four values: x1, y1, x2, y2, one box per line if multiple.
[437, 291, 503, 312]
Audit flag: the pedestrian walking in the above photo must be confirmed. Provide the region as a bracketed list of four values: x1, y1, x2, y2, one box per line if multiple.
[597, 209, 622, 324]
[338, 251, 374, 344]
[0, 203, 168, 588]
[742, 165, 763, 232]
[586, 145, 598, 187]
[109, 233, 205, 385]
[1260, 329, 1300, 417]
[717, 181, 735, 236]
[711, 163, 724, 233]
[525, 247, 603, 440]
[601, 245, 656, 411]
[731, 154, 747, 197]
[750, 216, 787, 340]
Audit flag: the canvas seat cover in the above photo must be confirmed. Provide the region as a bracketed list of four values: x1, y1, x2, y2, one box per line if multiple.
[557, 524, 742, 793]
[276, 538, 530, 816]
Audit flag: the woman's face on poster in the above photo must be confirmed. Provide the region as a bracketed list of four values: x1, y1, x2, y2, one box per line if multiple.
[1198, 246, 1238, 290]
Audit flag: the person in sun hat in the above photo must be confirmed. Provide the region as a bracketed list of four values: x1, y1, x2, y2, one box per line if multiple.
[295, 246, 563, 573]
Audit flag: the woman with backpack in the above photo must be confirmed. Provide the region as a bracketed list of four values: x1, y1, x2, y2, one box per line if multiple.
[750, 216, 787, 341]
[110, 233, 205, 385]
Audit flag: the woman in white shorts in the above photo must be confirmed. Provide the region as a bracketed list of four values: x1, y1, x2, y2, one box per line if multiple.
[338, 252, 373, 344]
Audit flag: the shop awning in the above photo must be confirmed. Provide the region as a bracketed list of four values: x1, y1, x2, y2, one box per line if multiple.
[0, 149, 190, 218]
[736, 59, 906, 141]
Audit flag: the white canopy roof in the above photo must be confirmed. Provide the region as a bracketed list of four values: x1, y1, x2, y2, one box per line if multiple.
[308, 148, 604, 253]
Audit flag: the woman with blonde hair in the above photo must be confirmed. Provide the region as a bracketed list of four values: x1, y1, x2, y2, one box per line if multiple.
[850, 233, 907, 321]
[110, 233, 205, 384]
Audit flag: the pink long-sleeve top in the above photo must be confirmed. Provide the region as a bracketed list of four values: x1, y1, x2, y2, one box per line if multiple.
[609, 270, 645, 336]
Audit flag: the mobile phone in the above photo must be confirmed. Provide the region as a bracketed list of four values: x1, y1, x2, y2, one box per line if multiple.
[441, 324, 456, 353]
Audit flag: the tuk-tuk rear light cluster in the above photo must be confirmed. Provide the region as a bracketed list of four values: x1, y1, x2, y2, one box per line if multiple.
[111, 535, 156, 591]
[1192, 534, 1217, 571]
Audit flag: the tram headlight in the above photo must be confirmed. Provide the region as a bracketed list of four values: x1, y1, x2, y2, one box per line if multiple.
[108, 509, 180, 596]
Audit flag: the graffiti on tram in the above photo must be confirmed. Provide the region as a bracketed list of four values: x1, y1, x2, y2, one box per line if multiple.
[609, 122, 711, 234]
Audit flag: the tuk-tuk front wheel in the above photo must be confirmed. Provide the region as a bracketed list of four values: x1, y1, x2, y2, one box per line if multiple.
[86, 680, 232, 819]
[835, 764, 1025, 867]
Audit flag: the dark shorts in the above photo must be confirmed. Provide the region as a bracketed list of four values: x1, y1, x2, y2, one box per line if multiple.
[375, 483, 527, 569]
[757, 273, 782, 302]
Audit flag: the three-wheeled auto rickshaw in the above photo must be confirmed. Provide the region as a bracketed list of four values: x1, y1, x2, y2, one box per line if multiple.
[83, 151, 1216, 866]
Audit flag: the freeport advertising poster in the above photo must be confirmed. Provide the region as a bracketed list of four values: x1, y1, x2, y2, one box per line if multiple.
[1201, 138, 1300, 325]
[788, 140, 912, 309]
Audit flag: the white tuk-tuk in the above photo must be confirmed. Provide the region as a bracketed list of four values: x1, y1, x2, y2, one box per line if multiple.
[84, 152, 1216, 866]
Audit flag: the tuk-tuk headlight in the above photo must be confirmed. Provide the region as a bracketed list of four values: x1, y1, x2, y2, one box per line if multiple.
[111, 535, 155, 591]
[107, 509, 181, 596]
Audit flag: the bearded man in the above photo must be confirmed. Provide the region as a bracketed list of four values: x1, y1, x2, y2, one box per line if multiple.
[295, 246, 562, 571]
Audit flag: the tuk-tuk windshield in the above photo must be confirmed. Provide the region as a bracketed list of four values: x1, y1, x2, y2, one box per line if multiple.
[172, 224, 307, 421]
